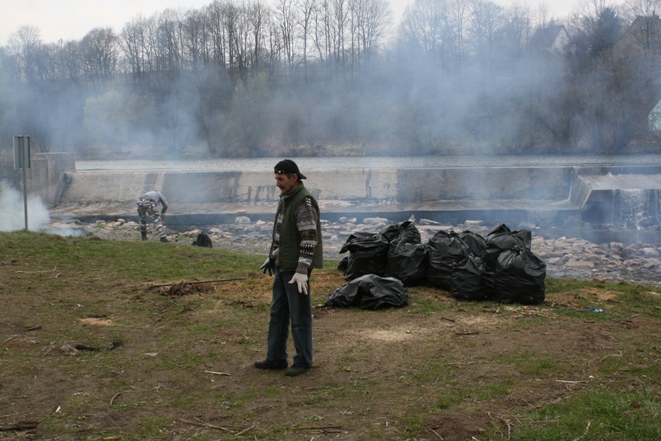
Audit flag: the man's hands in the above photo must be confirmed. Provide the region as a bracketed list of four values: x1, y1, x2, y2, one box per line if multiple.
[260, 257, 276, 276]
[289, 272, 309, 295]
[261, 258, 308, 294]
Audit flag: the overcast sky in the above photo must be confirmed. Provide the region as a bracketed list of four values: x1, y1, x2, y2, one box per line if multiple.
[0, 0, 602, 46]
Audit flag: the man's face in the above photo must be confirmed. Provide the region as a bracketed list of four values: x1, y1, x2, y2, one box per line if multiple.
[275, 173, 299, 194]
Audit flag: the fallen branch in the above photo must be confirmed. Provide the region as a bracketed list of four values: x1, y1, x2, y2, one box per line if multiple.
[149, 278, 245, 288]
[555, 380, 589, 384]
[429, 427, 444, 440]
[3, 335, 19, 343]
[204, 370, 231, 376]
[501, 417, 512, 441]
[599, 351, 623, 362]
[234, 424, 255, 437]
[440, 316, 455, 323]
[454, 331, 479, 336]
[17, 267, 56, 273]
[571, 420, 591, 441]
[292, 425, 342, 431]
[178, 418, 234, 433]
[487, 412, 512, 441]
[0, 421, 39, 431]
[109, 392, 121, 406]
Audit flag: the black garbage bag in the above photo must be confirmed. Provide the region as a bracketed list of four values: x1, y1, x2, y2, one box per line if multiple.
[450, 254, 496, 301]
[426, 230, 466, 291]
[337, 256, 348, 272]
[457, 230, 487, 259]
[325, 274, 408, 310]
[340, 232, 389, 281]
[485, 224, 531, 271]
[192, 232, 213, 248]
[494, 246, 546, 305]
[380, 220, 422, 244]
[381, 220, 427, 286]
[386, 241, 428, 286]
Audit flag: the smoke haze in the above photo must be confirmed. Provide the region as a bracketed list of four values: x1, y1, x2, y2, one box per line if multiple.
[0, 0, 656, 159]
[0, 181, 50, 231]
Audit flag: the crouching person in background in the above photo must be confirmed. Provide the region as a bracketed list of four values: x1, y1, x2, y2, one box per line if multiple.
[137, 190, 169, 243]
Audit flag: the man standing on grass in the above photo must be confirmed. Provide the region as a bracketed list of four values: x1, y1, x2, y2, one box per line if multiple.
[257, 159, 323, 377]
[137, 190, 169, 243]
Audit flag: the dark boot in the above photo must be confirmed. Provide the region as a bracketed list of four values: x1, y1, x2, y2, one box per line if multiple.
[141, 231, 147, 241]
[160, 236, 169, 243]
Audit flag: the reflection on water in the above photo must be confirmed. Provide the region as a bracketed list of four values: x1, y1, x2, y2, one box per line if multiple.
[76, 155, 661, 172]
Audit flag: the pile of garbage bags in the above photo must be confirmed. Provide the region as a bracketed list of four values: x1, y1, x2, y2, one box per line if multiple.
[327, 220, 546, 309]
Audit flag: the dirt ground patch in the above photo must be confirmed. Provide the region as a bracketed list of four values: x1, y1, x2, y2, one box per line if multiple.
[1, 235, 660, 440]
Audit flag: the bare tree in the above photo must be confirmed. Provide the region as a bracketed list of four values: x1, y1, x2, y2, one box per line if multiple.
[349, 0, 392, 70]
[618, 1, 661, 64]
[0, 46, 20, 82]
[7, 25, 43, 82]
[247, 0, 272, 72]
[622, 0, 661, 19]
[299, 0, 318, 78]
[80, 28, 119, 82]
[275, 0, 300, 74]
[311, 0, 332, 68]
[398, 0, 455, 67]
[497, 3, 533, 57]
[332, 0, 349, 71]
[182, 9, 209, 68]
[120, 16, 151, 81]
[448, 0, 470, 68]
[468, 0, 505, 63]
[154, 9, 185, 77]
[54, 40, 82, 80]
[221, 2, 244, 78]
[206, 1, 229, 67]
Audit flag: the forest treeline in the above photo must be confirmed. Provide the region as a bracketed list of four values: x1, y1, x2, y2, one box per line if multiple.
[1, 0, 660, 159]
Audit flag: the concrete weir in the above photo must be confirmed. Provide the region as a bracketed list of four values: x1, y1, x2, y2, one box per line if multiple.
[46, 162, 661, 241]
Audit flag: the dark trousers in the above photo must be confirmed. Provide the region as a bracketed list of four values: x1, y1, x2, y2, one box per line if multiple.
[266, 268, 313, 367]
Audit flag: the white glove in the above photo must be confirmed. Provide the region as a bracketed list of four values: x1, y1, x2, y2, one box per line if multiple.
[289, 272, 309, 295]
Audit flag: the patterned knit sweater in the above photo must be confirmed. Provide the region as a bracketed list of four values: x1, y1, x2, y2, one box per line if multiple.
[270, 184, 322, 273]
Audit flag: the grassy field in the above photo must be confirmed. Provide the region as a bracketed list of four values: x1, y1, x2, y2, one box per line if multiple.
[1, 230, 660, 440]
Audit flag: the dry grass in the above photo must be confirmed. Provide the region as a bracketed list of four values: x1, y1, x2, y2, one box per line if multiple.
[1, 231, 660, 440]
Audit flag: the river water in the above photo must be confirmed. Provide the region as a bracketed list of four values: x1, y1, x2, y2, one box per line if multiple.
[76, 154, 661, 171]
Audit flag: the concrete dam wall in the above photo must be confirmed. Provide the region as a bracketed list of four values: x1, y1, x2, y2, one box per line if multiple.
[48, 164, 661, 232]
[56, 167, 572, 205]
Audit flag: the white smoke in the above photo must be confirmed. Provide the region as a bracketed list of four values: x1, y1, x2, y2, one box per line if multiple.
[0, 181, 51, 231]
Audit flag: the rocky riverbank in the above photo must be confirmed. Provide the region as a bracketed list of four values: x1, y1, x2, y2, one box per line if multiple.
[47, 215, 661, 287]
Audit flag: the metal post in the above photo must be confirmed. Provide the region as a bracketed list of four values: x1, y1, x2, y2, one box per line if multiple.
[13, 135, 31, 230]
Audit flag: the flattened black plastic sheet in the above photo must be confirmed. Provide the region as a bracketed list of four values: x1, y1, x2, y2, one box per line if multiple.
[325, 274, 409, 310]
[495, 246, 546, 305]
[340, 232, 389, 281]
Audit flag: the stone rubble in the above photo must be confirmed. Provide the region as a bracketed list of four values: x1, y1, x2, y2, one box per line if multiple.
[47, 215, 661, 287]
